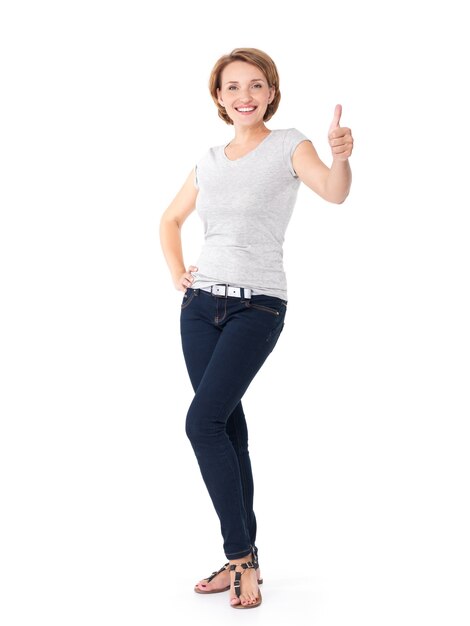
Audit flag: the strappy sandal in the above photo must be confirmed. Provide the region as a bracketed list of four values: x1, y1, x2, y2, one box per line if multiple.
[194, 562, 231, 594]
[194, 546, 263, 595]
[229, 554, 263, 609]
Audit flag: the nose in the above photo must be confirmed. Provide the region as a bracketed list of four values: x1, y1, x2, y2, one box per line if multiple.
[239, 93, 253, 104]
[238, 86, 253, 101]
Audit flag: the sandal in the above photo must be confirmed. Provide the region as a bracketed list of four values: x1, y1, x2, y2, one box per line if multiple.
[194, 546, 263, 595]
[229, 552, 263, 609]
[194, 562, 231, 594]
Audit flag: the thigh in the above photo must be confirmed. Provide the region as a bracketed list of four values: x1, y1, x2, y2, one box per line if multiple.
[180, 289, 221, 391]
[193, 301, 287, 423]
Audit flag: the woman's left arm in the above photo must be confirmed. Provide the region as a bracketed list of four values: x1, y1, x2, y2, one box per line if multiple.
[292, 104, 353, 204]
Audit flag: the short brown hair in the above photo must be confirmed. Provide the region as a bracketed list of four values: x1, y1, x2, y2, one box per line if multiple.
[208, 48, 281, 125]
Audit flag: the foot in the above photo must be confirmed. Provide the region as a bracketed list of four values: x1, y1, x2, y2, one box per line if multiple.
[194, 564, 231, 593]
[229, 553, 261, 607]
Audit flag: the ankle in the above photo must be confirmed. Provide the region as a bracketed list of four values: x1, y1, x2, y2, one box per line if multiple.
[229, 552, 253, 566]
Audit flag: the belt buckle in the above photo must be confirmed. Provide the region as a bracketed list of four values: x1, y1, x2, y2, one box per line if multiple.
[211, 284, 251, 299]
[212, 284, 227, 297]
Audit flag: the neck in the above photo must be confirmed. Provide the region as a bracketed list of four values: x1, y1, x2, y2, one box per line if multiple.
[231, 123, 270, 145]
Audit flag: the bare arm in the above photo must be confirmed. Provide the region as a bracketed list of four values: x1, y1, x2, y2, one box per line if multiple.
[292, 104, 353, 204]
[159, 168, 199, 291]
[292, 141, 352, 204]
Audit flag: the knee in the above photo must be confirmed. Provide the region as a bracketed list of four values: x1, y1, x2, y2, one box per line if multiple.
[185, 406, 199, 443]
[185, 402, 208, 444]
[226, 408, 248, 453]
[185, 398, 222, 444]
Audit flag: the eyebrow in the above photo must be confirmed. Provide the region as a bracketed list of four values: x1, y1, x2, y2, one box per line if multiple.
[225, 78, 266, 84]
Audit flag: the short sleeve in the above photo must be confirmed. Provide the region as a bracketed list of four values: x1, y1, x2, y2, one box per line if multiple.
[283, 128, 311, 178]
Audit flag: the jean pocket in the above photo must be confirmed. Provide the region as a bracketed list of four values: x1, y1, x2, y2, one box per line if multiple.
[181, 289, 196, 310]
[245, 297, 287, 317]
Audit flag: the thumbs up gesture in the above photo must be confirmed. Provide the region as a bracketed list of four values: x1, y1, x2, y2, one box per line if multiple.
[328, 104, 354, 161]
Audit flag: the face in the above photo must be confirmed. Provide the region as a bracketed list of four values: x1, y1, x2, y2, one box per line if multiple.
[217, 61, 275, 126]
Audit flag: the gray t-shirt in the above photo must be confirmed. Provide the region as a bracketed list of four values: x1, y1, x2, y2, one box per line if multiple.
[191, 128, 311, 300]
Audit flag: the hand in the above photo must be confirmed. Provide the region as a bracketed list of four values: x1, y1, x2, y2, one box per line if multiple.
[174, 265, 198, 292]
[328, 104, 354, 161]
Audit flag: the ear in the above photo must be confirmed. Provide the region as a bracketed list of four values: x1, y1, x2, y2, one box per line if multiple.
[268, 86, 275, 104]
[216, 87, 224, 107]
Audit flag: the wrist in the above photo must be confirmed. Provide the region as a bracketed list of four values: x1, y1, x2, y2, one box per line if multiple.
[171, 266, 185, 281]
[331, 155, 350, 165]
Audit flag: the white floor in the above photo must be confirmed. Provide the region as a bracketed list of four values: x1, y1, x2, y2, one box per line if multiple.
[2, 490, 468, 626]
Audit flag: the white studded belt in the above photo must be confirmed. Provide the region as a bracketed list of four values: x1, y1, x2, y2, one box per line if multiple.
[200, 284, 252, 299]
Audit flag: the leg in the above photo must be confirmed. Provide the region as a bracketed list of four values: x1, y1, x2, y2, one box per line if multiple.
[226, 403, 257, 547]
[180, 291, 256, 546]
[181, 291, 260, 593]
[181, 291, 286, 559]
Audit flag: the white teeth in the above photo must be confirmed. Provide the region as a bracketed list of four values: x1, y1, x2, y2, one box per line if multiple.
[237, 107, 255, 112]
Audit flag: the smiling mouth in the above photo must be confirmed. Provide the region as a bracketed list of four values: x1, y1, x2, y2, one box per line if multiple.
[235, 106, 257, 114]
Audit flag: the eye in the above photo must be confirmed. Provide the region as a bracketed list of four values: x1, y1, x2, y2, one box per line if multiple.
[253, 84, 263, 89]
[228, 85, 238, 91]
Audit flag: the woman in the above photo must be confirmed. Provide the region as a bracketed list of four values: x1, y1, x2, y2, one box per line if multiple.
[159, 47, 353, 609]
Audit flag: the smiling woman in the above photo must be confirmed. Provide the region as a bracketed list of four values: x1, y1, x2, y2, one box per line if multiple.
[159, 46, 354, 611]
[208, 47, 281, 125]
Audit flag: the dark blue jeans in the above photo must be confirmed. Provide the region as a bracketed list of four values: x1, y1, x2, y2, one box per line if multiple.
[180, 288, 287, 560]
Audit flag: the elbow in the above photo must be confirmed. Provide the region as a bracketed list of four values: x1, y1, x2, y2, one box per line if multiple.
[159, 215, 175, 243]
[318, 183, 350, 205]
[330, 190, 350, 205]
[160, 212, 181, 230]
[159, 214, 168, 236]
[325, 195, 347, 205]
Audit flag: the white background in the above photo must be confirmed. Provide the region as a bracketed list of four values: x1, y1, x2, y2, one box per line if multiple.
[1, 1, 469, 624]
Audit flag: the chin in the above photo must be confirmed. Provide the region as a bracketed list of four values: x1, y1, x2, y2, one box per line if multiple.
[236, 115, 264, 125]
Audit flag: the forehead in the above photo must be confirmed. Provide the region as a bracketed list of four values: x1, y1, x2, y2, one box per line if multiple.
[220, 60, 266, 84]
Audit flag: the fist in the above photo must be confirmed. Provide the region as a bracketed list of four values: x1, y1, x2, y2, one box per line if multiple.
[328, 104, 354, 161]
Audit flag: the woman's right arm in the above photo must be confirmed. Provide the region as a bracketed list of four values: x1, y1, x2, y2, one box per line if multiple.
[159, 168, 199, 292]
